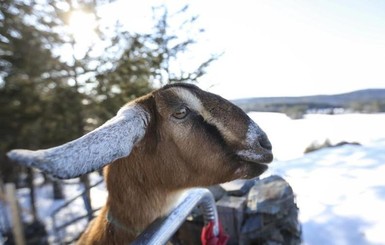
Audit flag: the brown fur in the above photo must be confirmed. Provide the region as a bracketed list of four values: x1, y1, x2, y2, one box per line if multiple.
[68, 84, 272, 244]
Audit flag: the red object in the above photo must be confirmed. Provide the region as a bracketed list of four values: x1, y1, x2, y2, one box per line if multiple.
[201, 221, 229, 245]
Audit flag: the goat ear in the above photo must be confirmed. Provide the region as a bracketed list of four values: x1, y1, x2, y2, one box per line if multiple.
[7, 105, 149, 179]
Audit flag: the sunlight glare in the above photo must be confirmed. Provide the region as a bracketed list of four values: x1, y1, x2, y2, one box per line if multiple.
[68, 10, 98, 45]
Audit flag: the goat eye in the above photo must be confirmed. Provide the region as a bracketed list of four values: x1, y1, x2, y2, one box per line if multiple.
[172, 107, 190, 119]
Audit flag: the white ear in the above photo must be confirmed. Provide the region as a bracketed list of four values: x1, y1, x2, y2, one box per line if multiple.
[7, 105, 149, 179]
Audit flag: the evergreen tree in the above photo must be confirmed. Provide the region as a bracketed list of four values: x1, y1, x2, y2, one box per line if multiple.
[1, 1, 218, 225]
[0, 0, 70, 220]
[92, 5, 218, 122]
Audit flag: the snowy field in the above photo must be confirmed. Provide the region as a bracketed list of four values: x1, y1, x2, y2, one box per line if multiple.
[6, 113, 385, 245]
[250, 113, 385, 245]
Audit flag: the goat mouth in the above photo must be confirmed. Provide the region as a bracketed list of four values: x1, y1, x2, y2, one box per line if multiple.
[234, 160, 268, 178]
[236, 150, 273, 164]
[230, 151, 272, 179]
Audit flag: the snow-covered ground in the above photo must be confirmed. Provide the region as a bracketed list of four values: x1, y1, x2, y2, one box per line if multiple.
[4, 113, 385, 245]
[249, 113, 385, 245]
[250, 112, 385, 161]
[12, 174, 106, 243]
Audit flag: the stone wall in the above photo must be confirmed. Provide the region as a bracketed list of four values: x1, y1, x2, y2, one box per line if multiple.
[172, 175, 301, 245]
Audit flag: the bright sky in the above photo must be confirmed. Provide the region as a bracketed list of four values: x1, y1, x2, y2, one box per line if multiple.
[98, 0, 385, 99]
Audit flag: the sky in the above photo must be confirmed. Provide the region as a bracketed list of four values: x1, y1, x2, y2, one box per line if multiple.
[97, 0, 385, 99]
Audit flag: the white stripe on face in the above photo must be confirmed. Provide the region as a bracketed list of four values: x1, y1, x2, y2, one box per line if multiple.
[173, 87, 204, 112]
[173, 87, 239, 143]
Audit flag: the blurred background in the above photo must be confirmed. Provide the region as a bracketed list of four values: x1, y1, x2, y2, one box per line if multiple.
[1, 0, 384, 244]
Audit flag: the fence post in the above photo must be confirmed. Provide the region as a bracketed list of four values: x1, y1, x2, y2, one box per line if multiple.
[82, 192, 93, 221]
[5, 183, 26, 245]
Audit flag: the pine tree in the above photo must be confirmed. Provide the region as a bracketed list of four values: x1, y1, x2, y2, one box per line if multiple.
[0, 0, 71, 220]
[1, 1, 219, 226]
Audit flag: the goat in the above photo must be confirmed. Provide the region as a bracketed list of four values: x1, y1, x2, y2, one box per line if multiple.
[7, 83, 273, 244]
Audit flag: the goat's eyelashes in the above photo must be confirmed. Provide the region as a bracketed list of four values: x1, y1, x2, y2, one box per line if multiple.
[172, 106, 190, 119]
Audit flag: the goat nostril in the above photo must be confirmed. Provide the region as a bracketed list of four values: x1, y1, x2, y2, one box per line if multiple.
[259, 135, 272, 151]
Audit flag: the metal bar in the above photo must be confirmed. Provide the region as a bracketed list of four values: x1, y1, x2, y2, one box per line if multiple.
[54, 208, 100, 231]
[132, 188, 219, 245]
[81, 192, 94, 221]
[51, 179, 104, 216]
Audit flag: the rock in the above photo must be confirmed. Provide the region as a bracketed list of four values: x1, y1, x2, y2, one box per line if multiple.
[220, 178, 257, 197]
[247, 175, 294, 215]
[173, 175, 301, 245]
[216, 196, 247, 244]
[241, 215, 263, 237]
[243, 175, 301, 245]
[207, 185, 226, 201]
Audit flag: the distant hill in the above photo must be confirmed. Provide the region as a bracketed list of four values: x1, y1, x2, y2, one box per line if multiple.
[233, 89, 385, 118]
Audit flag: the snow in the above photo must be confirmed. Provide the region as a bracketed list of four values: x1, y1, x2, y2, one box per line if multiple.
[8, 174, 107, 244]
[250, 113, 385, 245]
[250, 112, 385, 161]
[4, 113, 385, 245]
[265, 140, 385, 245]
